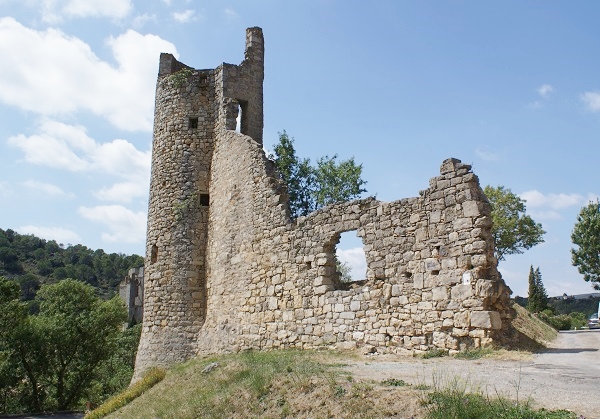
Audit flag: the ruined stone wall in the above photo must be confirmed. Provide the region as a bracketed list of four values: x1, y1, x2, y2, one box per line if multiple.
[119, 267, 144, 325]
[199, 128, 512, 355]
[134, 27, 512, 379]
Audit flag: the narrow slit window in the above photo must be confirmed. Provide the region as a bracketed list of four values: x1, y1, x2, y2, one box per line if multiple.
[235, 104, 242, 132]
[189, 117, 198, 129]
[150, 244, 158, 264]
[236, 99, 248, 135]
[200, 194, 210, 206]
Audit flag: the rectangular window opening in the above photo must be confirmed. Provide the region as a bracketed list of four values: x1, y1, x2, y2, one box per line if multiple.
[189, 117, 198, 129]
[200, 194, 209, 207]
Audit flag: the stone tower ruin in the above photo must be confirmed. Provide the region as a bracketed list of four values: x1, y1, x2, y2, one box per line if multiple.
[134, 27, 512, 379]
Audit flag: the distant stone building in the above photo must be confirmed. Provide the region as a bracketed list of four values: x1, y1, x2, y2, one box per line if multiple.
[119, 267, 144, 325]
[133, 27, 512, 379]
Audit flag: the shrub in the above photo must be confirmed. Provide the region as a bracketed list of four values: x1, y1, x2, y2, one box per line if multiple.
[421, 349, 448, 359]
[539, 311, 587, 330]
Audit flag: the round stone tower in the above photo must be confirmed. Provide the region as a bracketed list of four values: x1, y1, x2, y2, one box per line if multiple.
[133, 27, 264, 378]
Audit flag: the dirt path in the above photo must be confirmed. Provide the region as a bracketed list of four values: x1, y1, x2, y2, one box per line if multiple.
[345, 329, 600, 418]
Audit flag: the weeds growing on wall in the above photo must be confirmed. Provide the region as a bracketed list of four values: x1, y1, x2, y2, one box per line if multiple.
[173, 192, 198, 222]
[169, 68, 193, 88]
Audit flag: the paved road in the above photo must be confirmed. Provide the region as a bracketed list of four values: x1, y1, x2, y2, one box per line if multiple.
[346, 329, 600, 418]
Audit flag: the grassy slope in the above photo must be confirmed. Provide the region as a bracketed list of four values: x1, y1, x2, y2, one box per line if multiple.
[106, 350, 424, 419]
[101, 303, 565, 419]
[508, 302, 558, 350]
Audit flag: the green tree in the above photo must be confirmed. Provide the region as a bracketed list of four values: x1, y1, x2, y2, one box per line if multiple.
[571, 200, 600, 289]
[0, 279, 127, 412]
[527, 266, 548, 313]
[535, 267, 548, 310]
[88, 323, 142, 404]
[336, 259, 353, 282]
[483, 186, 545, 261]
[527, 266, 537, 312]
[270, 131, 367, 218]
[269, 131, 316, 217]
[313, 155, 367, 209]
[0, 277, 28, 413]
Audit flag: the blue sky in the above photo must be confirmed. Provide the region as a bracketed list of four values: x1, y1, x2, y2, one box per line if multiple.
[0, 0, 598, 297]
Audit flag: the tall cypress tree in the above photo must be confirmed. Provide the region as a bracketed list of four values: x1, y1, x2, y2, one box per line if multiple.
[527, 265, 548, 312]
[527, 265, 539, 312]
[534, 267, 548, 312]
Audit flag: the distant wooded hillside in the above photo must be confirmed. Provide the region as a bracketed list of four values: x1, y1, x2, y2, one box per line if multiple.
[515, 294, 600, 317]
[0, 228, 143, 300]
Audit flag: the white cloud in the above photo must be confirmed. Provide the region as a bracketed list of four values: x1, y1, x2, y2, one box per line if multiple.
[528, 84, 554, 109]
[537, 84, 554, 98]
[581, 91, 600, 113]
[475, 147, 500, 161]
[132, 13, 156, 28]
[17, 225, 81, 245]
[41, 0, 133, 23]
[23, 180, 71, 197]
[78, 205, 146, 243]
[8, 119, 151, 202]
[0, 18, 177, 131]
[337, 247, 367, 280]
[8, 119, 150, 175]
[527, 210, 562, 221]
[224, 8, 239, 19]
[0, 181, 11, 197]
[528, 100, 542, 109]
[520, 190, 584, 210]
[172, 9, 197, 23]
[94, 182, 146, 203]
[8, 120, 92, 171]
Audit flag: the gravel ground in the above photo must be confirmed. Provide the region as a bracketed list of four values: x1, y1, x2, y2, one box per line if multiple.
[345, 329, 600, 418]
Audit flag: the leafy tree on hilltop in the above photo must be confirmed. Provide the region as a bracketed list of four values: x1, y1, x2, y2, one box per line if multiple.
[270, 131, 367, 218]
[571, 200, 600, 289]
[483, 186, 545, 261]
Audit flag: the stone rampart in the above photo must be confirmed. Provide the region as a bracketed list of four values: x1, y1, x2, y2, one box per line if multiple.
[133, 27, 512, 379]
